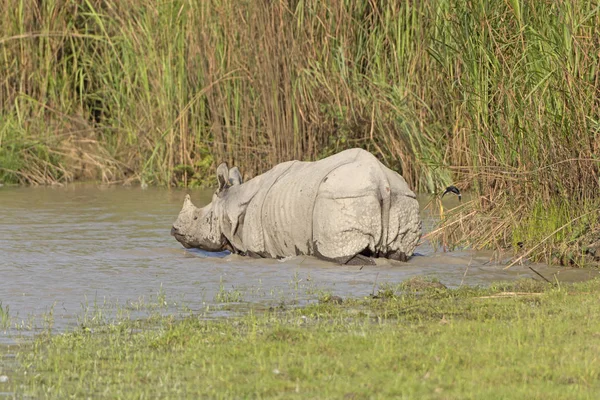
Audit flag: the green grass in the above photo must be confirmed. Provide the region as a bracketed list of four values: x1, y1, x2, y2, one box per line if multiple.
[2, 278, 600, 398]
[0, 301, 9, 330]
[214, 279, 244, 304]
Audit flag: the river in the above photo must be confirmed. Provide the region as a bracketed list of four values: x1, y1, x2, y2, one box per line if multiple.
[0, 185, 596, 341]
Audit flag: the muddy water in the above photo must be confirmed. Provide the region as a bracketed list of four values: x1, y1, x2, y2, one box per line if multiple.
[0, 186, 597, 340]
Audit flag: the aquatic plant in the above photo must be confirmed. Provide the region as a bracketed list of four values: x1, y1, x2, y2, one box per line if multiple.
[0, 301, 9, 330]
[214, 278, 244, 304]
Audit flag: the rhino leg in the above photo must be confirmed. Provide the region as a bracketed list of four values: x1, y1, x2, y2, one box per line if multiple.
[314, 246, 376, 265]
[384, 250, 409, 262]
[245, 250, 269, 259]
[343, 253, 377, 266]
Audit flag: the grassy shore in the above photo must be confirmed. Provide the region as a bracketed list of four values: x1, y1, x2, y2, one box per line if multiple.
[1, 278, 600, 398]
[1, 0, 599, 262]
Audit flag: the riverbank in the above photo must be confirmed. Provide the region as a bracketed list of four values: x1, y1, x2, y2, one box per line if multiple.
[2, 277, 600, 398]
[1, 0, 598, 263]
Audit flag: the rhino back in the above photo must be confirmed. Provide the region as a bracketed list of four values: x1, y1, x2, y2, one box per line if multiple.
[248, 155, 354, 257]
[312, 154, 385, 260]
[245, 148, 385, 258]
[232, 148, 420, 260]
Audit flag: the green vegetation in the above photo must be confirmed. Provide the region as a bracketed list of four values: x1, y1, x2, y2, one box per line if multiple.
[1, 0, 598, 262]
[2, 278, 600, 398]
[214, 278, 244, 304]
[0, 301, 9, 330]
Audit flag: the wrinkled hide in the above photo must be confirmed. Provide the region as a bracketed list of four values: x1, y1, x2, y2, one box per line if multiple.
[172, 148, 421, 263]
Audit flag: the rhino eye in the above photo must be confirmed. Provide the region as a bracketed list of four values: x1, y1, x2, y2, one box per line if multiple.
[194, 216, 198, 220]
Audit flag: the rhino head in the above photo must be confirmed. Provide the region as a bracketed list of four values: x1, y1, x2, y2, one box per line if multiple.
[171, 163, 243, 251]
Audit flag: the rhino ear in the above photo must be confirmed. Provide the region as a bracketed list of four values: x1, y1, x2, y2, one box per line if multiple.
[216, 162, 229, 193]
[228, 166, 243, 186]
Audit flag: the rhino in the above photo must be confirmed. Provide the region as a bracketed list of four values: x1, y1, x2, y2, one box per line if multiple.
[171, 148, 421, 264]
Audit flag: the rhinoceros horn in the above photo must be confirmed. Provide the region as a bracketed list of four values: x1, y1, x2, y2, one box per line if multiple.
[182, 193, 195, 210]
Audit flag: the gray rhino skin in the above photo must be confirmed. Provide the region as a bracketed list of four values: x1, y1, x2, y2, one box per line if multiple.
[171, 148, 421, 264]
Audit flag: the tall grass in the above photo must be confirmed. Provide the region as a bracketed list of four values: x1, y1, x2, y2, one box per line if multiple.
[1, 0, 598, 261]
[0, 0, 462, 187]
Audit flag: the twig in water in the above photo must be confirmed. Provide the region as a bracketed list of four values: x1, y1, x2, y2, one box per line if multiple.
[528, 266, 553, 285]
[460, 258, 472, 287]
[370, 272, 380, 297]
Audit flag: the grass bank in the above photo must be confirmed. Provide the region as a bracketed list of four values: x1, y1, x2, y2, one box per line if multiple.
[2, 278, 600, 398]
[1, 0, 599, 262]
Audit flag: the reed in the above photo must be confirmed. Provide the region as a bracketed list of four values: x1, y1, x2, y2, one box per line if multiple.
[1, 0, 598, 262]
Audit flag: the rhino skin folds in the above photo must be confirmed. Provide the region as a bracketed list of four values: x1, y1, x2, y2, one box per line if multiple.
[171, 148, 421, 264]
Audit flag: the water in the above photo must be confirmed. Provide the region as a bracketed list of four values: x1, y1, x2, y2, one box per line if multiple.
[0, 185, 596, 340]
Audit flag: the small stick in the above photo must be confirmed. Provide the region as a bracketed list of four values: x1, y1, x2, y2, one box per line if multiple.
[370, 272, 380, 297]
[460, 258, 472, 287]
[528, 266, 552, 284]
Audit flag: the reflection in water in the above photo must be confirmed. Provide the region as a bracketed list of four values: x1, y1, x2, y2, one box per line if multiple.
[0, 185, 597, 340]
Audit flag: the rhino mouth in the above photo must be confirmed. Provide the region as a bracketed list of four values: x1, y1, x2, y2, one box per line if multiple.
[171, 227, 192, 248]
